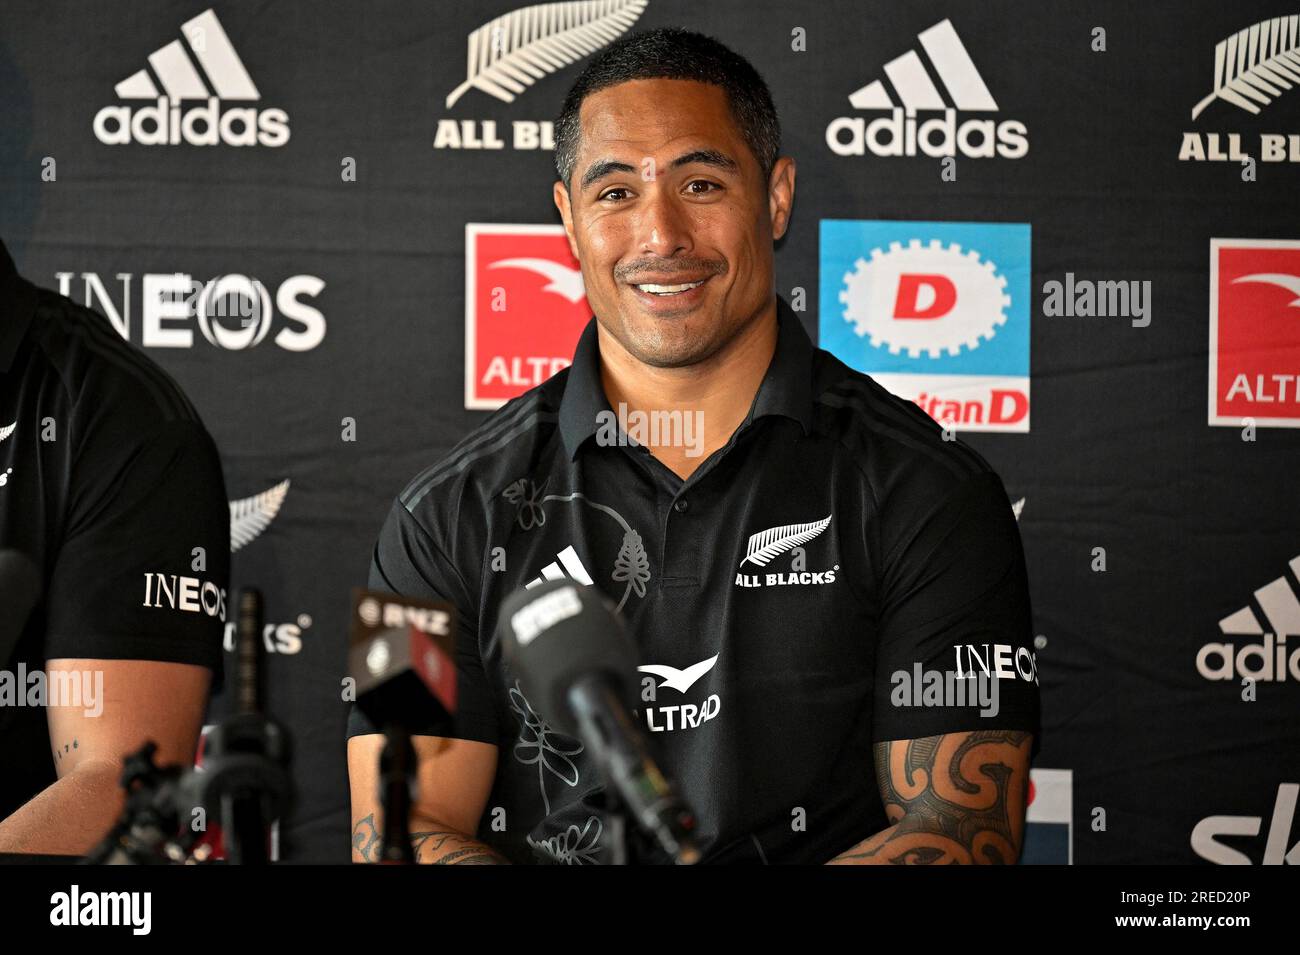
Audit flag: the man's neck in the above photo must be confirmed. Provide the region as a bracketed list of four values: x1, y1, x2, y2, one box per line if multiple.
[597, 300, 779, 482]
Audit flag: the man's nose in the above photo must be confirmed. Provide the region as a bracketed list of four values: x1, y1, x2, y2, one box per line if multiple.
[635, 186, 693, 260]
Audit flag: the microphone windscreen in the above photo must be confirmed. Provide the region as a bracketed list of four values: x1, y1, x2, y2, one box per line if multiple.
[497, 579, 637, 736]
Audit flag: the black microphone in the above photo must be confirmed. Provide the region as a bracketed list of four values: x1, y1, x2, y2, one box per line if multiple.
[347, 589, 460, 863]
[347, 589, 459, 734]
[497, 579, 701, 864]
[0, 550, 41, 662]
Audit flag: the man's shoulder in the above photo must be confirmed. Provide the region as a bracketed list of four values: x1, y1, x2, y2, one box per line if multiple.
[391, 369, 570, 532]
[27, 282, 207, 429]
[807, 346, 1000, 497]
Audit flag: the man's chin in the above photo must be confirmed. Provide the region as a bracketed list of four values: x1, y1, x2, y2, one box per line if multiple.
[618, 324, 719, 369]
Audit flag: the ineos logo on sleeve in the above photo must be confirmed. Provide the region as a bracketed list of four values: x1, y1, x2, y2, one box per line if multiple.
[141, 573, 227, 621]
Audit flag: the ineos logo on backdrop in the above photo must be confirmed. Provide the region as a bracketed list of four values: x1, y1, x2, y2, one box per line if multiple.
[54, 271, 326, 351]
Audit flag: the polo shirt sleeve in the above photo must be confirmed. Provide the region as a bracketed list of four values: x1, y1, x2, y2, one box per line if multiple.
[346, 498, 498, 745]
[44, 419, 228, 677]
[870, 470, 1041, 758]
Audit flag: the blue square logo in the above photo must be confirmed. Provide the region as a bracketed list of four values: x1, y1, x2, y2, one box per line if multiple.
[820, 220, 1032, 432]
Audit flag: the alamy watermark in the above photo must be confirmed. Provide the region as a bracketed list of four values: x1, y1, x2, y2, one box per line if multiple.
[1041, 273, 1151, 327]
[595, 402, 704, 458]
[890, 664, 1001, 717]
[0, 665, 103, 717]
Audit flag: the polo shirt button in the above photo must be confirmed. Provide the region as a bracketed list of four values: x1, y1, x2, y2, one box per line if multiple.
[674, 498, 689, 513]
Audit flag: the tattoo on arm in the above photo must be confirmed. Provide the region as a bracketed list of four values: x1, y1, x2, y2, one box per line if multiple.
[353, 814, 507, 864]
[410, 830, 509, 865]
[352, 813, 381, 862]
[53, 739, 80, 763]
[833, 730, 1032, 864]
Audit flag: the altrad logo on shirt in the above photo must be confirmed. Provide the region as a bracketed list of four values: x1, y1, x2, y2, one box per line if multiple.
[633, 654, 722, 733]
[734, 515, 838, 588]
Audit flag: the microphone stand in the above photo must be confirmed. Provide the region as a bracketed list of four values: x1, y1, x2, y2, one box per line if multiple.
[568, 676, 699, 865]
[194, 588, 292, 864]
[378, 724, 416, 863]
[601, 786, 629, 865]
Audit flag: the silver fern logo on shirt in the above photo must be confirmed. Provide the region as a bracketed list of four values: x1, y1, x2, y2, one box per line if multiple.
[735, 515, 838, 588]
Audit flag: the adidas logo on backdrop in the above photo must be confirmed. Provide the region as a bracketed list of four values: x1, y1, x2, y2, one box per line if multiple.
[827, 18, 1028, 160]
[94, 8, 289, 147]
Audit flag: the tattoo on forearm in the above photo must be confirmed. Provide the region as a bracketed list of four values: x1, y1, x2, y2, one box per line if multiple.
[353, 815, 506, 864]
[837, 730, 1032, 864]
[352, 814, 381, 862]
[53, 739, 80, 763]
[411, 830, 508, 865]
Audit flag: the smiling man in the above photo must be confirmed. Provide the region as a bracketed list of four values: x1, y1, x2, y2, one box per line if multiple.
[348, 27, 1040, 865]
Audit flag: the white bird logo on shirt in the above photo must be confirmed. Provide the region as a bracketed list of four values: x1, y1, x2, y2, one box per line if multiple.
[637, 654, 720, 694]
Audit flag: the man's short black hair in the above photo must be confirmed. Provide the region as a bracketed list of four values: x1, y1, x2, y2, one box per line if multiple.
[554, 27, 781, 193]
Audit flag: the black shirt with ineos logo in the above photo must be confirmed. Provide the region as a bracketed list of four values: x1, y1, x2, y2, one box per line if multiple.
[350, 294, 1040, 864]
[0, 242, 228, 821]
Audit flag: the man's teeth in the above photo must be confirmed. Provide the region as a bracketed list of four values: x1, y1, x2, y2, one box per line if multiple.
[635, 280, 705, 295]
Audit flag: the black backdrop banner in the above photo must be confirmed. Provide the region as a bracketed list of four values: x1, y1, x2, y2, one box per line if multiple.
[2, 0, 1297, 863]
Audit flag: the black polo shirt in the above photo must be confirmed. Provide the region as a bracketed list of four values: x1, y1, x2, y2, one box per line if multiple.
[0, 241, 228, 821]
[350, 294, 1040, 864]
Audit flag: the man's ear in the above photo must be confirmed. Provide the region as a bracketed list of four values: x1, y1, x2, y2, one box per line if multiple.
[553, 179, 580, 261]
[768, 156, 796, 241]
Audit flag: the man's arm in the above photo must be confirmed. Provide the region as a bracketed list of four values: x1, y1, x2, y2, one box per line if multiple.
[0, 658, 211, 855]
[827, 729, 1033, 864]
[348, 732, 507, 864]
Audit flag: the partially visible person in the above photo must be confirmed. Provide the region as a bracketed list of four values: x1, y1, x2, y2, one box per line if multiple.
[0, 237, 229, 856]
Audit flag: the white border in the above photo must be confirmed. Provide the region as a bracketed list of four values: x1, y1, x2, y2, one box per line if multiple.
[463, 223, 570, 411]
[1208, 237, 1300, 428]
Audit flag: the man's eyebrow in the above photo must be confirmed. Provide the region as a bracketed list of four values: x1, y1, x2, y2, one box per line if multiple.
[579, 148, 741, 191]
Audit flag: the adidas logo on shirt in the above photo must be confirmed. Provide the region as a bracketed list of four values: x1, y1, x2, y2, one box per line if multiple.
[826, 18, 1028, 160]
[93, 8, 290, 147]
[524, 544, 594, 590]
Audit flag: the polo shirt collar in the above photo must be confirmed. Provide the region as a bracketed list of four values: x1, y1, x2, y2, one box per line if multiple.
[1, 240, 36, 374]
[559, 294, 815, 461]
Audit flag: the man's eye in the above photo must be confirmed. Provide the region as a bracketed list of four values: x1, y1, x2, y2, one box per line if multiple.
[599, 188, 629, 202]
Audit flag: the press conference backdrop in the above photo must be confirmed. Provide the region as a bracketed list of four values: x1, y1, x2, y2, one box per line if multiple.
[2, 0, 1297, 864]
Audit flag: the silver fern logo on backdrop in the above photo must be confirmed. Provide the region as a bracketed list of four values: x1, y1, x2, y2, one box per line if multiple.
[224, 479, 310, 656]
[230, 479, 290, 553]
[436, 0, 649, 151]
[93, 8, 289, 147]
[826, 18, 1028, 160]
[1179, 15, 1300, 163]
[735, 515, 839, 588]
